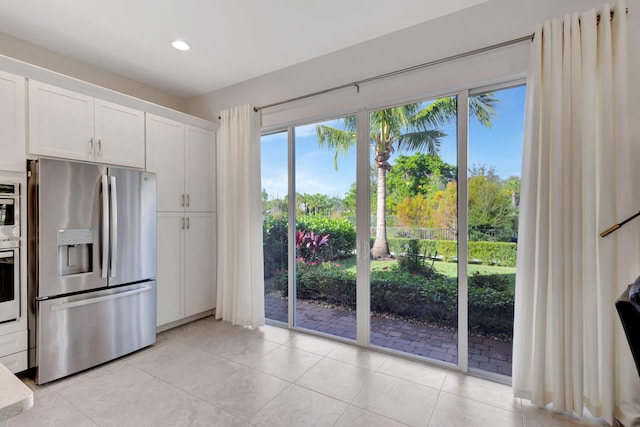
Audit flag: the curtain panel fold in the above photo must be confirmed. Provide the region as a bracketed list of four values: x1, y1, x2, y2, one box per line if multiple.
[513, 1, 640, 425]
[216, 104, 265, 327]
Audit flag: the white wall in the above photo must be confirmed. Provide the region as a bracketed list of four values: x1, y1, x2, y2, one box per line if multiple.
[0, 32, 187, 112]
[188, 0, 640, 132]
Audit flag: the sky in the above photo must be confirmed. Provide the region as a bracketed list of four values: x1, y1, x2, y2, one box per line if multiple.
[261, 84, 526, 200]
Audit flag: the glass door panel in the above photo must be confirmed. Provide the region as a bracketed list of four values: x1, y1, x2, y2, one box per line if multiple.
[294, 117, 357, 340]
[467, 85, 525, 376]
[368, 97, 459, 364]
[261, 131, 290, 324]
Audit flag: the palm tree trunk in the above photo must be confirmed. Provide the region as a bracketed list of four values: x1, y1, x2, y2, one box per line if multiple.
[370, 165, 390, 259]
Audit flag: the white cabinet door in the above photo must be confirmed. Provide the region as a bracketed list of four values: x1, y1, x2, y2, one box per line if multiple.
[156, 213, 185, 327]
[146, 114, 185, 212]
[28, 80, 94, 162]
[185, 125, 215, 212]
[184, 213, 216, 317]
[0, 71, 26, 172]
[94, 99, 145, 168]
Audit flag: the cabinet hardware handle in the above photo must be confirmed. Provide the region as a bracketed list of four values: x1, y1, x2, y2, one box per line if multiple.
[89, 138, 94, 155]
[186, 194, 190, 207]
[181, 217, 185, 230]
[186, 217, 190, 229]
[97, 139, 102, 156]
[181, 194, 185, 207]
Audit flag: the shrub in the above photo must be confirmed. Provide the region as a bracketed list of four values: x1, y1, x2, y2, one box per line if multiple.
[370, 270, 458, 327]
[272, 262, 514, 339]
[397, 239, 439, 277]
[263, 215, 357, 279]
[468, 271, 510, 292]
[469, 241, 517, 267]
[468, 285, 513, 338]
[387, 238, 517, 267]
[263, 216, 288, 279]
[297, 216, 356, 260]
[273, 262, 356, 308]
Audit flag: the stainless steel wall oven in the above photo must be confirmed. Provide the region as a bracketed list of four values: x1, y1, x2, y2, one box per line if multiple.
[0, 242, 19, 323]
[0, 180, 20, 324]
[0, 182, 20, 239]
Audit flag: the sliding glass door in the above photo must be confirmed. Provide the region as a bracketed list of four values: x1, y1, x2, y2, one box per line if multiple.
[466, 85, 525, 376]
[262, 130, 290, 324]
[261, 81, 525, 378]
[368, 97, 459, 365]
[293, 117, 357, 341]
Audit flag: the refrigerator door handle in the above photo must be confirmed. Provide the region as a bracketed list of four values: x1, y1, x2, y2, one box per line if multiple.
[109, 175, 118, 278]
[49, 284, 153, 311]
[101, 175, 109, 279]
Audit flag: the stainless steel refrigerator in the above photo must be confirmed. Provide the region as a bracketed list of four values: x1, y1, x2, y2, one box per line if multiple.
[27, 158, 157, 384]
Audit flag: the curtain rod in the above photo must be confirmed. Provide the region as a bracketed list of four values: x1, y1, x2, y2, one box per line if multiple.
[249, 34, 533, 114]
[216, 6, 628, 119]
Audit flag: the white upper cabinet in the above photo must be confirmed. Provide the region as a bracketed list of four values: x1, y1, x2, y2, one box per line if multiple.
[28, 81, 93, 162]
[94, 99, 145, 168]
[0, 70, 26, 172]
[184, 125, 215, 212]
[28, 80, 145, 168]
[146, 113, 214, 213]
[146, 114, 185, 211]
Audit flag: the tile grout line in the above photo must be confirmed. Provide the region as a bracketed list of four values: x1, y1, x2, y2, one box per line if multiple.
[136, 366, 260, 426]
[425, 388, 443, 427]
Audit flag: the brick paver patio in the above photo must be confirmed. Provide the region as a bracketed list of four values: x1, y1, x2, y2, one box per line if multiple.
[265, 295, 512, 376]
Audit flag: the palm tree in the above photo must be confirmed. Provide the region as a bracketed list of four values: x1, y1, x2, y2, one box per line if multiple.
[316, 95, 497, 259]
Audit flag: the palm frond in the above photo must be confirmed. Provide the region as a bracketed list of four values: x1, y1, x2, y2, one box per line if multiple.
[411, 97, 457, 129]
[316, 125, 356, 170]
[396, 129, 446, 154]
[343, 116, 357, 132]
[370, 105, 418, 143]
[469, 93, 499, 129]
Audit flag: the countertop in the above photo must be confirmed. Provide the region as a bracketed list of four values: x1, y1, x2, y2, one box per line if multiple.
[0, 362, 33, 424]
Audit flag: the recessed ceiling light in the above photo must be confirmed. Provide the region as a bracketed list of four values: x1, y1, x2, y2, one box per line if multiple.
[171, 40, 190, 51]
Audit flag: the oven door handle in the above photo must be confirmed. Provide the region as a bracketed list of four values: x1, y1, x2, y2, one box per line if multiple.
[0, 250, 15, 259]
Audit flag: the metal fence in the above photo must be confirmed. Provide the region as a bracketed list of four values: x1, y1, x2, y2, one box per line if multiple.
[372, 227, 518, 242]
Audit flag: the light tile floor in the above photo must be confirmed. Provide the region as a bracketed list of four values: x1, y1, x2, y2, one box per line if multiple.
[9, 316, 610, 427]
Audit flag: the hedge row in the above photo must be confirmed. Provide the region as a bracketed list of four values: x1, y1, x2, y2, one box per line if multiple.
[388, 238, 517, 267]
[273, 264, 514, 339]
[263, 216, 356, 278]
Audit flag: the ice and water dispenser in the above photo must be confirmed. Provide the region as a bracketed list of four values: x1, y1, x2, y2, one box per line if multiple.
[57, 229, 93, 276]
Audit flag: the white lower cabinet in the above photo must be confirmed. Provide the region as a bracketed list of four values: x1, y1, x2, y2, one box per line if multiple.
[156, 213, 184, 326]
[0, 331, 28, 373]
[0, 350, 28, 373]
[184, 213, 216, 317]
[156, 212, 216, 327]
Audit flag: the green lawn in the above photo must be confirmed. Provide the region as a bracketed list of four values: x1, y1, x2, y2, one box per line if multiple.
[266, 256, 516, 293]
[337, 257, 516, 291]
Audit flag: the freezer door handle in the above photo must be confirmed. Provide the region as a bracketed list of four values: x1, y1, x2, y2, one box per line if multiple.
[49, 285, 154, 311]
[101, 175, 109, 278]
[109, 175, 118, 278]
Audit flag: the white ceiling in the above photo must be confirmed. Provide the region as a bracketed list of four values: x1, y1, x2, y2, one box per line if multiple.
[0, 0, 489, 100]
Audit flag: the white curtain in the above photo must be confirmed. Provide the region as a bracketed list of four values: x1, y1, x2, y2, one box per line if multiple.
[216, 104, 265, 327]
[513, 1, 640, 425]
